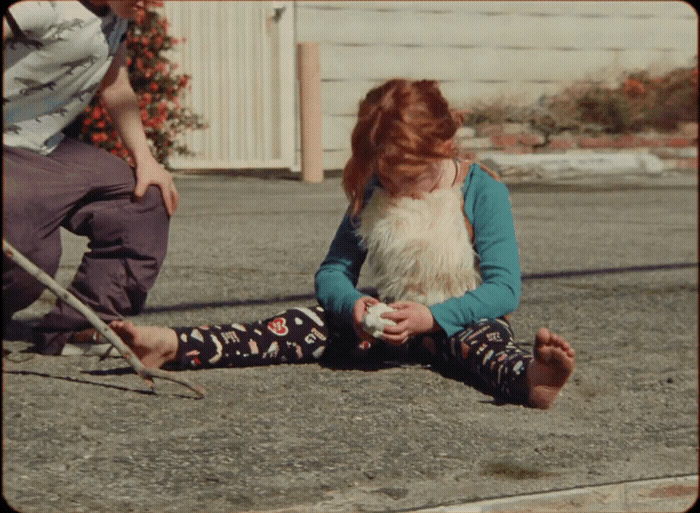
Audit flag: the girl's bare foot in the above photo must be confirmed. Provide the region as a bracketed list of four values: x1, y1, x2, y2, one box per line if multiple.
[526, 327, 575, 409]
[109, 320, 178, 369]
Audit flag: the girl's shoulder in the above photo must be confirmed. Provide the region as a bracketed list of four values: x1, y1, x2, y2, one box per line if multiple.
[460, 159, 512, 225]
[460, 160, 506, 195]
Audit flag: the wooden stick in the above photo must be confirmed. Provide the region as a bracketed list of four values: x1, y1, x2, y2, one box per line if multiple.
[3, 238, 205, 398]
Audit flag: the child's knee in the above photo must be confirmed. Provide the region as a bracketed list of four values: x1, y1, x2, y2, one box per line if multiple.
[96, 186, 169, 260]
[138, 185, 167, 211]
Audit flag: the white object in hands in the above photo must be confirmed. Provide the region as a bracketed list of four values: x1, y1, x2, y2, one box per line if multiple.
[361, 302, 397, 339]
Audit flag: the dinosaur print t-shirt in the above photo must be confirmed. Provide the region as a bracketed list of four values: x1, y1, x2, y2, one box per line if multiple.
[3, 1, 128, 154]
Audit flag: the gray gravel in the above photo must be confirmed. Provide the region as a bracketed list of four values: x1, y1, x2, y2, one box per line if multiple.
[3, 172, 697, 512]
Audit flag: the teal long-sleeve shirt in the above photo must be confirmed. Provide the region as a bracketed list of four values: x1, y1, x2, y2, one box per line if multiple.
[314, 163, 521, 337]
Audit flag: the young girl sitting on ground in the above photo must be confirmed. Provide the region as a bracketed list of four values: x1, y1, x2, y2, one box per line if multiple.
[110, 79, 574, 409]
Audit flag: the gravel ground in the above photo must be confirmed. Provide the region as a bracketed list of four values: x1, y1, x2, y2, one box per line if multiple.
[2, 173, 697, 512]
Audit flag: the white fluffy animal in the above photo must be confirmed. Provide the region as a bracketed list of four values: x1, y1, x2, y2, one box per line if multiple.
[356, 184, 480, 307]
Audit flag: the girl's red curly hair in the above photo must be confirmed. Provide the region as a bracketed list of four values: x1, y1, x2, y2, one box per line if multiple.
[342, 79, 462, 215]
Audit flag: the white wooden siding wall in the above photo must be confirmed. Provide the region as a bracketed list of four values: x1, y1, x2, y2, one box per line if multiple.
[164, 1, 295, 170]
[295, 0, 697, 170]
[161, 1, 695, 172]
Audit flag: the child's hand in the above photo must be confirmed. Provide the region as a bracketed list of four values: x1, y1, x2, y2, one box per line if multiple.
[382, 301, 438, 346]
[352, 296, 380, 347]
[134, 155, 179, 216]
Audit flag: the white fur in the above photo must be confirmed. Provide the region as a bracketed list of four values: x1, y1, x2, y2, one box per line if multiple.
[361, 302, 397, 339]
[357, 185, 480, 306]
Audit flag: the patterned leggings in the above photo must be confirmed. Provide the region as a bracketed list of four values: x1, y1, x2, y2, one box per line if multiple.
[172, 306, 533, 404]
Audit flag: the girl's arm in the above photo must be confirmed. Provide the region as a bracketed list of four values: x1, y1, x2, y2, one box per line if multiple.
[314, 210, 368, 328]
[429, 166, 522, 337]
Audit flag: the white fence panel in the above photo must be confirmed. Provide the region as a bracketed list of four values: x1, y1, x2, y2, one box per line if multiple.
[164, 1, 295, 170]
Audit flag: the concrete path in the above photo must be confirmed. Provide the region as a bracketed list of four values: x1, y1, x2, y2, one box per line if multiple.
[2, 170, 697, 512]
[418, 475, 698, 512]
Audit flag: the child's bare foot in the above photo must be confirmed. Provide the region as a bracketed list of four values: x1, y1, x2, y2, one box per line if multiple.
[109, 320, 178, 369]
[526, 327, 575, 409]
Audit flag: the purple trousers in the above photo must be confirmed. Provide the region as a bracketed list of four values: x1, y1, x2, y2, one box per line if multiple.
[2, 138, 170, 354]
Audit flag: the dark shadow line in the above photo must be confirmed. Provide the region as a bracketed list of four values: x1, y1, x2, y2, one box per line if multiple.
[141, 292, 318, 314]
[521, 262, 698, 280]
[141, 263, 698, 314]
[3, 368, 153, 395]
[3, 369, 199, 399]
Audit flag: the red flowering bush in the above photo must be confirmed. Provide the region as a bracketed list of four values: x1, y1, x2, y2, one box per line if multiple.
[462, 63, 698, 135]
[76, 2, 206, 169]
[543, 64, 698, 133]
[637, 66, 699, 131]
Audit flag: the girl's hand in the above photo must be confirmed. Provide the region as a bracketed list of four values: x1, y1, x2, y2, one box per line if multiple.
[382, 301, 438, 346]
[352, 296, 380, 347]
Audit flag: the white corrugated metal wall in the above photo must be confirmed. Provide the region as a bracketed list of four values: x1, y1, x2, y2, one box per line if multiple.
[164, 1, 295, 170]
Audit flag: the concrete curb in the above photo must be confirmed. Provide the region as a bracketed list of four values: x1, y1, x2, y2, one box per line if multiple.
[478, 151, 665, 181]
[417, 475, 698, 512]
